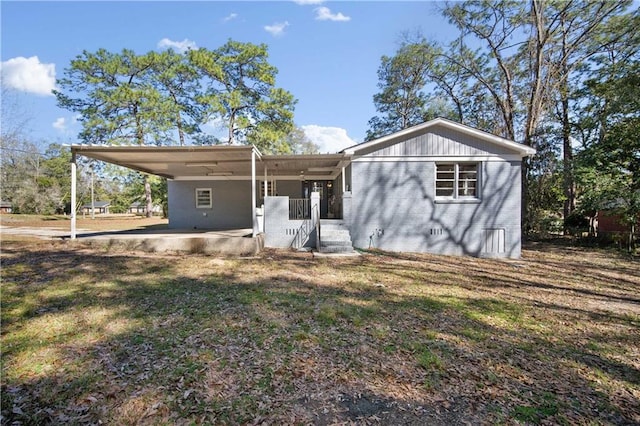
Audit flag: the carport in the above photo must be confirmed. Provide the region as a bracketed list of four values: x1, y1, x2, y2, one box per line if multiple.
[70, 144, 351, 246]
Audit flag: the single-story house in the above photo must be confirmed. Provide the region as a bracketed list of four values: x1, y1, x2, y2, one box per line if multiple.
[81, 201, 110, 215]
[0, 201, 12, 214]
[70, 118, 535, 258]
[128, 202, 162, 215]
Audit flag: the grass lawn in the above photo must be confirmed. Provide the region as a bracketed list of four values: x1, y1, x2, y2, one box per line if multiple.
[1, 220, 639, 424]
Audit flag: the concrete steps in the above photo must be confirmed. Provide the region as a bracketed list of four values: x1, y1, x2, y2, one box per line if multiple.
[319, 220, 354, 253]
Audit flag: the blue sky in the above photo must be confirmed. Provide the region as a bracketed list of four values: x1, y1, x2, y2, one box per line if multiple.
[1, 1, 455, 153]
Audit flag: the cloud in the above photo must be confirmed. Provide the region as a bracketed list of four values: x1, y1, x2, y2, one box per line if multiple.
[301, 124, 356, 153]
[223, 13, 238, 22]
[53, 115, 80, 133]
[0, 56, 56, 96]
[157, 38, 197, 53]
[53, 117, 67, 131]
[314, 6, 351, 22]
[293, 0, 324, 4]
[264, 21, 290, 37]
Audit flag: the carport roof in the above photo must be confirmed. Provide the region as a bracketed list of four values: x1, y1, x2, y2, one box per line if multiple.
[71, 145, 351, 180]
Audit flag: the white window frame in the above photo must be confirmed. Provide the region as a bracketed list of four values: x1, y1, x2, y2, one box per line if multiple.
[195, 188, 212, 209]
[435, 163, 480, 202]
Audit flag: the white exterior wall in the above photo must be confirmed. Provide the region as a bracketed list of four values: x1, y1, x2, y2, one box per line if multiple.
[168, 180, 252, 229]
[349, 159, 522, 258]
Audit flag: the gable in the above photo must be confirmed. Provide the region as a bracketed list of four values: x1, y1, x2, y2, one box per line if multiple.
[346, 118, 535, 159]
[361, 126, 514, 157]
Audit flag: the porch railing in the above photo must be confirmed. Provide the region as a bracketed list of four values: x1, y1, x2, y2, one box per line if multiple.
[290, 202, 320, 249]
[289, 198, 310, 220]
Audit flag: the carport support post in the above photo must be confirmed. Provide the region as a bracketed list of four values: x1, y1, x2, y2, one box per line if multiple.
[251, 149, 257, 237]
[70, 151, 77, 239]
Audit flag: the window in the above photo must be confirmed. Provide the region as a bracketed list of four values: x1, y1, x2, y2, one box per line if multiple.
[195, 188, 212, 208]
[435, 163, 479, 199]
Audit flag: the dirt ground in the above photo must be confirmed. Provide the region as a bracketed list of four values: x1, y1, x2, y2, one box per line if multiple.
[0, 214, 168, 241]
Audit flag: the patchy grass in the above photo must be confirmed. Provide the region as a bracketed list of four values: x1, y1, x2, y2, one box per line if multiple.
[1, 236, 639, 424]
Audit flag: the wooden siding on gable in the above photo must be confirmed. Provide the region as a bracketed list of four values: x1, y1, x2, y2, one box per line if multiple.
[362, 126, 514, 157]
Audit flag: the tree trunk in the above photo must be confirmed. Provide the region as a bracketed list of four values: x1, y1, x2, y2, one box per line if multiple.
[135, 108, 154, 218]
[559, 9, 576, 235]
[561, 90, 575, 233]
[228, 110, 235, 144]
[521, 0, 548, 239]
[177, 114, 185, 146]
[521, 158, 531, 239]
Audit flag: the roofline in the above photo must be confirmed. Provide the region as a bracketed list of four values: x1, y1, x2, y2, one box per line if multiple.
[262, 153, 349, 161]
[343, 117, 536, 157]
[71, 144, 263, 159]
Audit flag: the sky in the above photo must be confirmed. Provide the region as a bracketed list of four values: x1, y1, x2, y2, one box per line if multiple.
[1, 1, 456, 153]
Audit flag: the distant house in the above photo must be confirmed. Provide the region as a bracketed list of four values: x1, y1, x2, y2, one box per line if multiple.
[71, 118, 536, 258]
[128, 202, 162, 215]
[81, 201, 110, 215]
[0, 201, 12, 214]
[597, 210, 639, 235]
[128, 202, 145, 214]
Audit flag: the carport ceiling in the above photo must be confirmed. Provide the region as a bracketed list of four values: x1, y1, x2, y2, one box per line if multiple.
[71, 145, 350, 180]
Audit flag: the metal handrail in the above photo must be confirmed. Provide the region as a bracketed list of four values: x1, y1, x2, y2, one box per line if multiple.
[290, 202, 320, 249]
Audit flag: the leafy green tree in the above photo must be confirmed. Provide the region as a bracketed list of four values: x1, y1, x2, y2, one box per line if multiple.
[54, 49, 176, 216]
[0, 141, 78, 214]
[149, 49, 201, 146]
[577, 59, 639, 250]
[40, 144, 73, 213]
[366, 43, 433, 140]
[538, 1, 634, 230]
[188, 41, 296, 153]
[525, 132, 565, 236]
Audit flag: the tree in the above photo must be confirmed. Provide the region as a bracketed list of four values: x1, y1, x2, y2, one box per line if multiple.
[367, 0, 638, 236]
[577, 58, 640, 250]
[188, 41, 296, 153]
[0, 141, 79, 214]
[538, 1, 634, 231]
[366, 44, 431, 140]
[40, 143, 73, 213]
[286, 127, 320, 155]
[149, 49, 201, 146]
[55, 49, 177, 216]
[443, 1, 633, 231]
